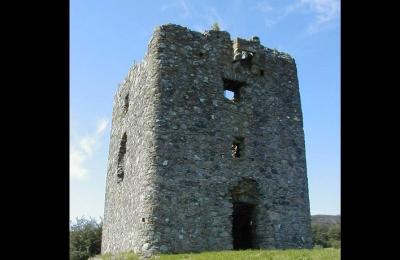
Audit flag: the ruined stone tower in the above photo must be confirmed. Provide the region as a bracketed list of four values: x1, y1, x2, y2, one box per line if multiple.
[102, 24, 312, 255]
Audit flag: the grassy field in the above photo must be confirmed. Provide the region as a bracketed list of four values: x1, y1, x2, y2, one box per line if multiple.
[96, 248, 340, 260]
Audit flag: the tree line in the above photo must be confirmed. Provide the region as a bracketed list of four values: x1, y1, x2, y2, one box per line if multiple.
[311, 222, 341, 248]
[70, 217, 102, 260]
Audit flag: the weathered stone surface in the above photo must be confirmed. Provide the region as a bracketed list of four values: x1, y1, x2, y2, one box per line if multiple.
[102, 24, 312, 256]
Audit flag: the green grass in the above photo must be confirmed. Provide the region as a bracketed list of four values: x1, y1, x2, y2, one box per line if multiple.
[95, 248, 340, 260]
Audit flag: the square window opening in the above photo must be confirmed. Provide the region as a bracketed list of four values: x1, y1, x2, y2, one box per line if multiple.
[223, 78, 245, 102]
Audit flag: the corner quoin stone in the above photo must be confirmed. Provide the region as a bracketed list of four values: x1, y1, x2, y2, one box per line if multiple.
[101, 24, 313, 255]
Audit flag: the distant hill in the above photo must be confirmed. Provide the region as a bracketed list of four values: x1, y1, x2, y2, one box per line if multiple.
[311, 215, 341, 226]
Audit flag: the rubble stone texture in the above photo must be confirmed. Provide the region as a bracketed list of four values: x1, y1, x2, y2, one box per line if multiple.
[101, 24, 313, 256]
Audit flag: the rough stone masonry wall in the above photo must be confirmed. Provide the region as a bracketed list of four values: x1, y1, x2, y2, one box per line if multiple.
[101, 39, 161, 254]
[148, 24, 312, 253]
[102, 23, 312, 255]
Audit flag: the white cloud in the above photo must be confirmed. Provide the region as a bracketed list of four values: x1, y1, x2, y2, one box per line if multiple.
[79, 136, 96, 157]
[254, 1, 296, 30]
[179, 0, 191, 18]
[96, 118, 108, 135]
[255, 0, 340, 34]
[161, 0, 226, 32]
[70, 118, 109, 181]
[255, 1, 273, 13]
[301, 0, 340, 34]
[161, 0, 191, 19]
[70, 148, 89, 180]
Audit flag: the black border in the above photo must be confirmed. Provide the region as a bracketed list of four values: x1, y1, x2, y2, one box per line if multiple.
[9, 0, 393, 258]
[341, 0, 392, 258]
[8, 0, 70, 258]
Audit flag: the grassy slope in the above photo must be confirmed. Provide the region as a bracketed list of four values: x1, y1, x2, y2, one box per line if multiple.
[97, 248, 340, 260]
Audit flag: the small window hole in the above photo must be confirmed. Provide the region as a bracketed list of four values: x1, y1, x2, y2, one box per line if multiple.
[232, 137, 244, 158]
[223, 78, 245, 102]
[224, 90, 235, 100]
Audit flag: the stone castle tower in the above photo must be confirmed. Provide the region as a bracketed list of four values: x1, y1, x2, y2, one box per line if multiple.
[102, 24, 312, 255]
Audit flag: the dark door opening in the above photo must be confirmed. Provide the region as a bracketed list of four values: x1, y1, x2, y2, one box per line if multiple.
[232, 202, 256, 250]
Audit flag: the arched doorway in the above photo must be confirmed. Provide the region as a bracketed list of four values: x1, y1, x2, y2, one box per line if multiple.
[231, 179, 259, 250]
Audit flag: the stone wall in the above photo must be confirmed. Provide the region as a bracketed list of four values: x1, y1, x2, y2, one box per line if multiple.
[101, 40, 161, 254]
[102, 24, 312, 255]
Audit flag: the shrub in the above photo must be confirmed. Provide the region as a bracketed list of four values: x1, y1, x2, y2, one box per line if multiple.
[211, 22, 220, 31]
[311, 223, 341, 248]
[329, 239, 341, 249]
[327, 224, 341, 241]
[70, 217, 102, 260]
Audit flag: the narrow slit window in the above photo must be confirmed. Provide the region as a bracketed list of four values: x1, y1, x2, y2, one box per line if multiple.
[232, 137, 244, 158]
[223, 78, 246, 102]
[117, 133, 127, 183]
[123, 94, 129, 113]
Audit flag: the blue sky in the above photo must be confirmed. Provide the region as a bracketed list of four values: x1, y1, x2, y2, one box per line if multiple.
[70, 0, 340, 221]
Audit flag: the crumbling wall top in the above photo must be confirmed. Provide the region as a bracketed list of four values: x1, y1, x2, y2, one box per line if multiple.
[152, 24, 295, 63]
